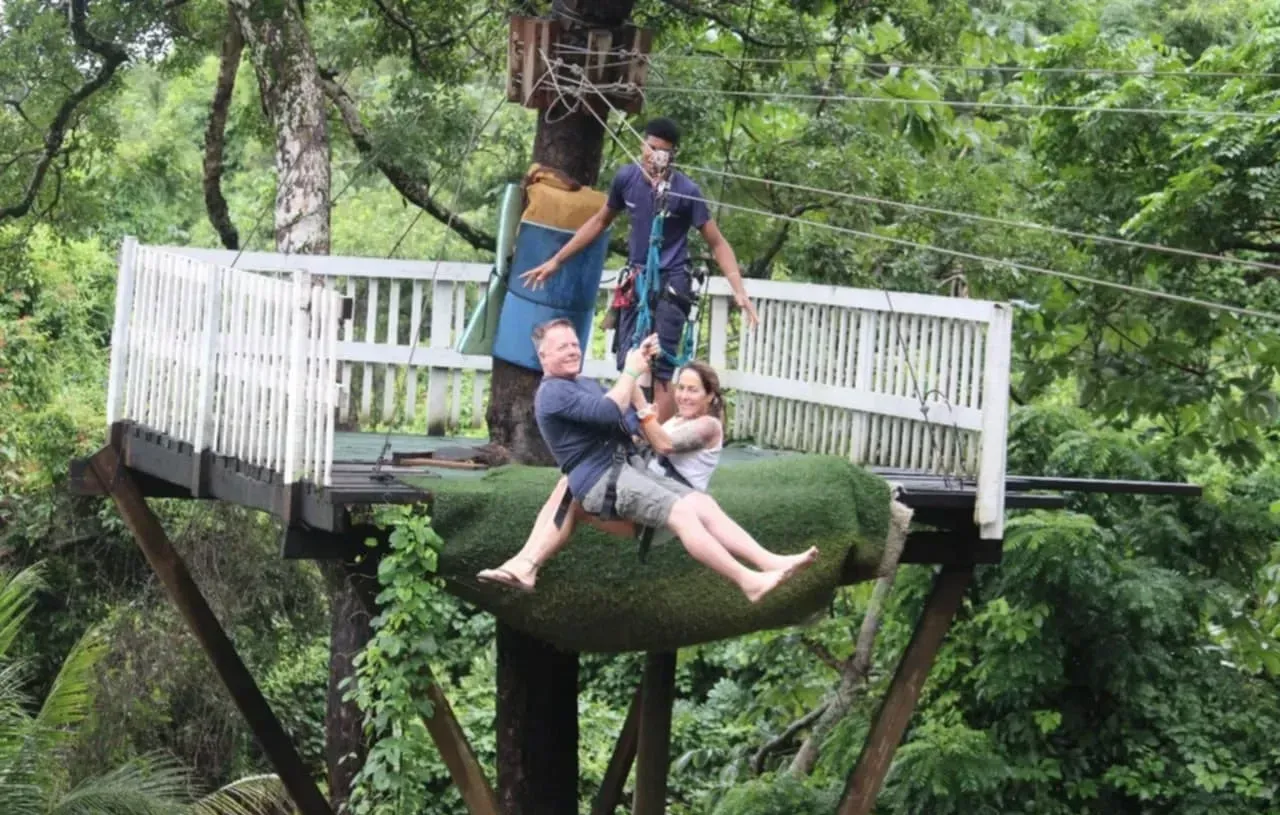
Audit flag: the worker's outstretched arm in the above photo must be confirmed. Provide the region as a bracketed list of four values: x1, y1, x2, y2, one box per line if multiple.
[521, 203, 619, 290]
[699, 219, 759, 327]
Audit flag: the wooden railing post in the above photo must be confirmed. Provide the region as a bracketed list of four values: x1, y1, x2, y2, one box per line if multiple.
[191, 264, 224, 494]
[283, 271, 310, 483]
[106, 236, 138, 427]
[975, 303, 1012, 539]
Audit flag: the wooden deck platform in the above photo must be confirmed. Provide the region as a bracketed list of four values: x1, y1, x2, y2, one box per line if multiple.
[70, 422, 1201, 566]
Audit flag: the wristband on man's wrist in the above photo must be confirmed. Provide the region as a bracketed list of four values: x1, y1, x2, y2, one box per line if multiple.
[623, 367, 641, 379]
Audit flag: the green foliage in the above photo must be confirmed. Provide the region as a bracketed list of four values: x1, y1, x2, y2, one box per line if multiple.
[348, 506, 450, 815]
[0, 225, 114, 491]
[708, 773, 840, 815]
[0, 563, 295, 815]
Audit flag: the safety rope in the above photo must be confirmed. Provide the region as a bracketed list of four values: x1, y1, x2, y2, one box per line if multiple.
[622, 176, 706, 365]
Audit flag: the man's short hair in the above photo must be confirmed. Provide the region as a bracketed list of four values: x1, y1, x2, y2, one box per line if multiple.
[532, 317, 575, 350]
[643, 117, 680, 147]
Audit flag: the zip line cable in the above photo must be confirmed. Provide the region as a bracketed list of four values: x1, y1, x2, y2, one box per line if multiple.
[642, 52, 1280, 81]
[544, 62, 1280, 324]
[642, 84, 1280, 119]
[670, 163, 1280, 277]
[667, 192, 1280, 323]
[548, 47, 1280, 275]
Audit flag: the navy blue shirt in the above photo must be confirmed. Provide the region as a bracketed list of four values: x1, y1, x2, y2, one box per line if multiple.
[606, 164, 711, 273]
[535, 376, 640, 497]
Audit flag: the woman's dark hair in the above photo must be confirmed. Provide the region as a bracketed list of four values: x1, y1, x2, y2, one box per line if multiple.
[676, 361, 725, 423]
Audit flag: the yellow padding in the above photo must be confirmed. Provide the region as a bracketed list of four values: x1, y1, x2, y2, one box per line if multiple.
[522, 163, 607, 231]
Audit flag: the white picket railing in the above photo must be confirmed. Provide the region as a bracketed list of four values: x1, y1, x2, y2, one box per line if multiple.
[107, 238, 344, 486]
[148, 241, 1011, 538]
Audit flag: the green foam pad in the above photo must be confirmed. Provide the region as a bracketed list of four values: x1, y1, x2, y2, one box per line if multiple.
[400, 455, 893, 653]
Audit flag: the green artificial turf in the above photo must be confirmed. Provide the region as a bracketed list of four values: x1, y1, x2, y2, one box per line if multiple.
[399, 454, 895, 653]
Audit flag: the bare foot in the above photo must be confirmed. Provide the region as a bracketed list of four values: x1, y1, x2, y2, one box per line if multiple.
[765, 546, 819, 576]
[742, 568, 790, 604]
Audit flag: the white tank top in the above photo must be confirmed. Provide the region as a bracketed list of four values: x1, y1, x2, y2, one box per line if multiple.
[648, 417, 723, 491]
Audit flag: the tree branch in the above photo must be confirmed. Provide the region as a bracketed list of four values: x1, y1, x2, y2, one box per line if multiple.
[656, 0, 793, 48]
[1220, 238, 1280, 254]
[203, 11, 244, 250]
[320, 77, 495, 252]
[371, 0, 493, 73]
[746, 202, 824, 278]
[0, 0, 128, 222]
[789, 501, 912, 776]
[750, 703, 829, 775]
[801, 637, 842, 673]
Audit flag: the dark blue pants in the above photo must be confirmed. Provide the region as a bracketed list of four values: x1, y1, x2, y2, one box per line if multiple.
[613, 268, 693, 383]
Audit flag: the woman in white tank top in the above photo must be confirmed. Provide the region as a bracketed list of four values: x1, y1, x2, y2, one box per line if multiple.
[634, 361, 725, 491]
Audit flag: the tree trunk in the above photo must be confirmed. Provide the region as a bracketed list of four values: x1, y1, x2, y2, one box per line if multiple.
[228, 0, 331, 255]
[204, 8, 244, 250]
[490, 4, 637, 812]
[495, 622, 581, 815]
[322, 561, 375, 813]
[228, 0, 350, 806]
[485, 0, 628, 461]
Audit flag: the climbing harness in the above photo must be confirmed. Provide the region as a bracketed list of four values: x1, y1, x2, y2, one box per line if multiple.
[626, 175, 705, 368]
[548, 416, 696, 563]
[550, 416, 641, 531]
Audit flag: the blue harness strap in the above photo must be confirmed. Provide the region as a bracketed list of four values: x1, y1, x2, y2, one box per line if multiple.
[629, 182, 696, 367]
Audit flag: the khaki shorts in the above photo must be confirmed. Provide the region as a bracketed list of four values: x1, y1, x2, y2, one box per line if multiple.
[580, 455, 695, 529]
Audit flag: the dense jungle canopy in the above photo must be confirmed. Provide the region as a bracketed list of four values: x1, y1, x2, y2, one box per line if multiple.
[2, 0, 1280, 812]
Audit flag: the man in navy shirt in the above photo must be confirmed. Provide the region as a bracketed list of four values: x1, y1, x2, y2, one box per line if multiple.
[476, 318, 815, 604]
[521, 117, 759, 422]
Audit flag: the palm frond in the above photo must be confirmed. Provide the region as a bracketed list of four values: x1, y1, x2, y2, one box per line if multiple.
[50, 752, 192, 815]
[0, 780, 47, 815]
[0, 565, 45, 660]
[193, 774, 297, 815]
[36, 625, 108, 736]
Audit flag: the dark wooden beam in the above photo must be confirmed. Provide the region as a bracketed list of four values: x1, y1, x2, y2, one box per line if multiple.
[342, 554, 500, 815]
[1004, 474, 1202, 496]
[496, 623, 579, 815]
[591, 685, 642, 815]
[85, 445, 334, 815]
[632, 651, 677, 815]
[898, 532, 1001, 566]
[836, 565, 974, 815]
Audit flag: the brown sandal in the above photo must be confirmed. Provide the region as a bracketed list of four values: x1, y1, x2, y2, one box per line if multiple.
[475, 557, 539, 593]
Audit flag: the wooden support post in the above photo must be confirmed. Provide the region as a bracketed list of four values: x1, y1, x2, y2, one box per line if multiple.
[344, 558, 500, 815]
[496, 622, 579, 815]
[85, 446, 334, 815]
[631, 651, 677, 815]
[590, 685, 642, 815]
[837, 565, 975, 815]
